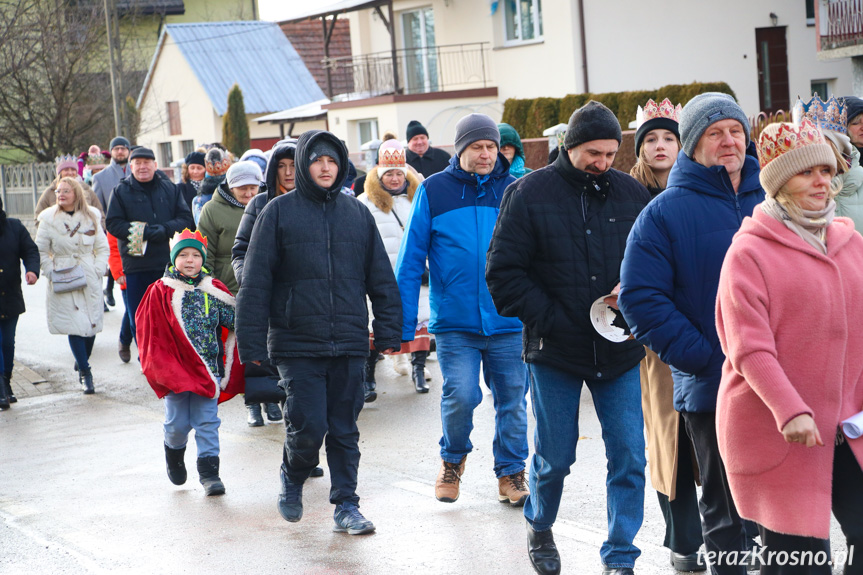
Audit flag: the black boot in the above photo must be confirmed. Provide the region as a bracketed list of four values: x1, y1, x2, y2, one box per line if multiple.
[246, 403, 264, 427]
[197, 456, 225, 496]
[411, 351, 430, 393]
[527, 522, 561, 575]
[0, 374, 9, 410]
[104, 287, 115, 307]
[363, 351, 378, 403]
[79, 369, 94, 395]
[164, 444, 187, 485]
[3, 373, 15, 404]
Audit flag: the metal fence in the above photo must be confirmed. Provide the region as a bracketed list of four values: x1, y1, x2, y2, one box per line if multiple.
[0, 163, 56, 218]
[823, 0, 863, 47]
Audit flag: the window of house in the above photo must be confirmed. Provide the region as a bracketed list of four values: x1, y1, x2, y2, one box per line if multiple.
[167, 101, 181, 136]
[805, 0, 815, 26]
[180, 140, 195, 157]
[504, 0, 543, 43]
[357, 119, 379, 147]
[811, 80, 830, 98]
[159, 142, 174, 167]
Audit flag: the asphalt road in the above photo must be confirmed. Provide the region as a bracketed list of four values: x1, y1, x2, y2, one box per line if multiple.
[0, 277, 848, 574]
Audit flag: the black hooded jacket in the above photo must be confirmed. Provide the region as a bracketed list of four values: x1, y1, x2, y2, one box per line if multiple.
[235, 130, 402, 361]
[231, 139, 296, 287]
[0, 200, 40, 320]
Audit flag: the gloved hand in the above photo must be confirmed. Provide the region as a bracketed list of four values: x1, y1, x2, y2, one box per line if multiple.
[145, 224, 167, 242]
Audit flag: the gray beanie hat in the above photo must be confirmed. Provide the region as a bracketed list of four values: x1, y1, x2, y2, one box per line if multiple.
[308, 139, 341, 164]
[226, 160, 263, 189]
[679, 92, 750, 158]
[454, 113, 501, 155]
[564, 101, 622, 150]
[109, 136, 130, 150]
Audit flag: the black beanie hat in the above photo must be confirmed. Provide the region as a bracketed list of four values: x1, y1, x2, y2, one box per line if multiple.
[635, 118, 680, 157]
[844, 96, 863, 125]
[109, 136, 130, 150]
[406, 120, 429, 142]
[185, 151, 205, 166]
[564, 101, 622, 150]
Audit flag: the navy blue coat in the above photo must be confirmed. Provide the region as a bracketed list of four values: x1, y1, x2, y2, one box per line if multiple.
[617, 151, 765, 413]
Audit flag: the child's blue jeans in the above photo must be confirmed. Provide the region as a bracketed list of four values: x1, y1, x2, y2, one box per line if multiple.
[164, 391, 220, 458]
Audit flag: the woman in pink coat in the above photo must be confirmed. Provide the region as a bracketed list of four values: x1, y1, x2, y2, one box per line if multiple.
[716, 119, 863, 575]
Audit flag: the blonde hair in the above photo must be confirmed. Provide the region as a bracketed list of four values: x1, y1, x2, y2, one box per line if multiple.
[181, 162, 190, 183]
[55, 177, 99, 229]
[629, 133, 682, 190]
[826, 138, 849, 175]
[774, 169, 840, 220]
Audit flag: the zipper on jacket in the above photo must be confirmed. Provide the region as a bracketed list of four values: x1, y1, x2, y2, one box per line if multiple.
[733, 194, 743, 224]
[323, 202, 336, 355]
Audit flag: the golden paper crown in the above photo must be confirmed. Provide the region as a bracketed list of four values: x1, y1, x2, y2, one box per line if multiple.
[792, 93, 847, 134]
[170, 228, 208, 250]
[636, 98, 682, 130]
[378, 147, 406, 169]
[757, 118, 827, 169]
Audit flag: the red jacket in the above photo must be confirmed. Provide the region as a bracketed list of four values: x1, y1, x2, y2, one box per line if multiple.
[136, 275, 244, 403]
[106, 233, 126, 290]
[716, 209, 863, 538]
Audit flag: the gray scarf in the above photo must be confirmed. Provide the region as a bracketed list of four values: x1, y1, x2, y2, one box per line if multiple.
[760, 196, 835, 255]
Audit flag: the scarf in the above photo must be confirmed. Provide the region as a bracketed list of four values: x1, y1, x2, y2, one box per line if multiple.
[217, 184, 245, 208]
[166, 265, 205, 286]
[382, 178, 408, 197]
[509, 155, 526, 178]
[760, 196, 835, 255]
[190, 178, 202, 193]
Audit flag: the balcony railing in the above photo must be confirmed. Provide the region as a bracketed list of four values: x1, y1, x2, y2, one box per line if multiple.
[822, 0, 863, 49]
[322, 42, 491, 101]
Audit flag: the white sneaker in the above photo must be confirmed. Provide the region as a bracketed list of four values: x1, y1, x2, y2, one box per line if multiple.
[391, 354, 410, 376]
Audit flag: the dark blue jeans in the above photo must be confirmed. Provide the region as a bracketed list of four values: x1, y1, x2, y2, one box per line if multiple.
[68, 335, 95, 372]
[275, 356, 366, 506]
[124, 270, 163, 342]
[119, 289, 132, 346]
[0, 315, 18, 375]
[524, 363, 646, 569]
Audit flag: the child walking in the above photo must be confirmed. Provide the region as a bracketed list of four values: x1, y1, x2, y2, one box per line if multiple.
[136, 229, 244, 495]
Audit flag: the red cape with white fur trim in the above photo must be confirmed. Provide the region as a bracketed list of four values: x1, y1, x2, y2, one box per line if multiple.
[136, 275, 244, 403]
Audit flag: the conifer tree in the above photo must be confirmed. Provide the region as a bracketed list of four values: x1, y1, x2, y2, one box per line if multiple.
[222, 84, 250, 154]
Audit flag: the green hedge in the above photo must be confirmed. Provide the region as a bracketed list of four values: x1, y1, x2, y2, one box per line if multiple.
[502, 82, 737, 138]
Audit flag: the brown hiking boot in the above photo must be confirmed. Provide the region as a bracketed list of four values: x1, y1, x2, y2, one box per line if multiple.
[498, 469, 529, 507]
[435, 456, 466, 502]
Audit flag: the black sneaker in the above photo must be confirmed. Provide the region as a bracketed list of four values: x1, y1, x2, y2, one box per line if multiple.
[278, 466, 303, 522]
[363, 380, 377, 403]
[247, 404, 264, 427]
[105, 289, 115, 307]
[333, 503, 375, 535]
[264, 402, 282, 423]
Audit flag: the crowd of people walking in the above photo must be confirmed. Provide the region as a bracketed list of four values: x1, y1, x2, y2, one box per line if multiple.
[1, 93, 862, 575]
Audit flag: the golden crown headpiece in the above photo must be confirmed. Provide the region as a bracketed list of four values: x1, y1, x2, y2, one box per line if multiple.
[757, 118, 827, 169]
[378, 147, 406, 169]
[792, 93, 847, 134]
[635, 98, 682, 130]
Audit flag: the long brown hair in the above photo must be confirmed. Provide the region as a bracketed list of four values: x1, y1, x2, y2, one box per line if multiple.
[55, 177, 99, 229]
[630, 133, 682, 190]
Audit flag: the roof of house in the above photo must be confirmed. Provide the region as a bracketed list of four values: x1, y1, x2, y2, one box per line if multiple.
[280, 19, 352, 97]
[281, 0, 388, 23]
[137, 21, 326, 116]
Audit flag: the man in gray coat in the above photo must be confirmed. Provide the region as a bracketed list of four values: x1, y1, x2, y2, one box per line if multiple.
[92, 136, 131, 210]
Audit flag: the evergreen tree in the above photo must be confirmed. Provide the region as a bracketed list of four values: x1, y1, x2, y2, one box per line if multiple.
[222, 84, 250, 155]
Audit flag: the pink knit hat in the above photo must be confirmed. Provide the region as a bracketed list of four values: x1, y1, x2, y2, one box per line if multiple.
[377, 139, 406, 175]
[55, 154, 77, 175]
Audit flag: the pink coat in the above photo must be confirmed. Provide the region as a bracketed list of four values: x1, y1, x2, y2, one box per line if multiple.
[716, 208, 863, 539]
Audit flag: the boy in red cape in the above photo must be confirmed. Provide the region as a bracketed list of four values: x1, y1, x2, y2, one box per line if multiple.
[136, 228, 244, 496]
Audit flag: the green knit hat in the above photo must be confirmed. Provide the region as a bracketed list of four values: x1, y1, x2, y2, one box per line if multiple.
[497, 123, 525, 159]
[170, 229, 207, 267]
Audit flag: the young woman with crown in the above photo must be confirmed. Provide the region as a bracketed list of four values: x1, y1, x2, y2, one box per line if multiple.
[716, 119, 863, 575]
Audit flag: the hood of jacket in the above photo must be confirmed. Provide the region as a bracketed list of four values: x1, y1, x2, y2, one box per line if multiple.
[294, 130, 349, 203]
[264, 138, 298, 202]
[199, 175, 224, 198]
[666, 150, 763, 200]
[362, 167, 420, 213]
[444, 151, 512, 196]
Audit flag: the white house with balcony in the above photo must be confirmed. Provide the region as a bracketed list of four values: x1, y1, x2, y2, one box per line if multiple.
[281, 0, 856, 155]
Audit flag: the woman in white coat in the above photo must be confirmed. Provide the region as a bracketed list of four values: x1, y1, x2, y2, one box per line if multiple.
[357, 139, 431, 400]
[35, 177, 109, 394]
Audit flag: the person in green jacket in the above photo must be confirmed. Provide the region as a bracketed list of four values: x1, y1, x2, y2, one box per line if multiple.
[498, 123, 532, 178]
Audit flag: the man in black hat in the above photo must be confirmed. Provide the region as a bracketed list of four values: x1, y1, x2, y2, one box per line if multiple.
[405, 120, 451, 177]
[236, 130, 401, 536]
[106, 147, 194, 346]
[487, 101, 651, 575]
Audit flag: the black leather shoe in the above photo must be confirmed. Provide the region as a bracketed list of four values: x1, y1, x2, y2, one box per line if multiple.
[363, 380, 377, 403]
[105, 289, 115, 307]
[527, 523, 561, 575]
[79, 370, 95, 395]
[310, 466, 324, 478]
[671, 550, 706, 572]
[601, 568, 634, 575]
[412, 365, 429, 393]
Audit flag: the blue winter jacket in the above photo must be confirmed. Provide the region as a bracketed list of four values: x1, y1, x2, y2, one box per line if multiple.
[617, 151, 765, 413]
[396, 153, 522, 340]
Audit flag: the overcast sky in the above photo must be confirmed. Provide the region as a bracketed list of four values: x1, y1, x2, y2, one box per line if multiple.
[258, 0, 345, 22]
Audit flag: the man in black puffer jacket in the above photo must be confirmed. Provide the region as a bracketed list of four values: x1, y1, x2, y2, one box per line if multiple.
[236, 130, 401, 535]
[105, 147, 194, 343]
[486, 101, 651, 575]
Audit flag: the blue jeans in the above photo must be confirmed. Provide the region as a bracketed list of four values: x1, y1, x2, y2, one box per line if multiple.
[164, 391, 220, 458]
[524, 363, 646, 569]
[0, 315, 18, 375]
[119, 289, 133, 346]
[435, 331, 529, 478]
[68, 335, 95, 372]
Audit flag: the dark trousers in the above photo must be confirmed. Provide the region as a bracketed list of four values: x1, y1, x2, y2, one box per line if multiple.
[119, 289, 132, 346]
[657, 415, 704, 555]
[105, 273, 114, 296]
[124, 270, 163, 342]
[68, 335, 95, 372]
[0, 315, 19, 375]
[275, 356, 366, 506]
[759, 440, 863, 574]
[682, 411, 747, 575]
